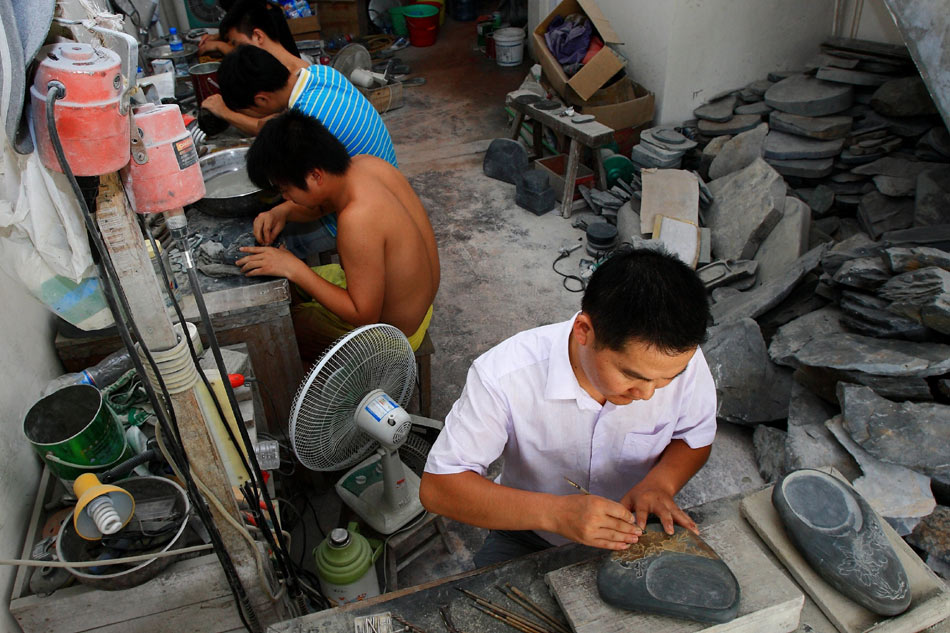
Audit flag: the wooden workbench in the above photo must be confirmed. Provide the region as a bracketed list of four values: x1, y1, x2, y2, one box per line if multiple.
[505, 90, 616, 218]
[268, 489, 860, 633]
[54, 210, 304, 433]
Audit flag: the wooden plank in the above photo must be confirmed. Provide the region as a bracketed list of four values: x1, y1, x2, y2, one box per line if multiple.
[506, 91, 615, 146]
[561, 140, 582, 218]
[545, 520, 804, 633]
[740, 476, 950, 633]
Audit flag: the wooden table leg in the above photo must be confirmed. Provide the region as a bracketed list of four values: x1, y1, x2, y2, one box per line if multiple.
[509, 110, 525, 141]
[595, 148, 609, 190]
[561, 139, 581, 218]
[532, 119, 543, 160]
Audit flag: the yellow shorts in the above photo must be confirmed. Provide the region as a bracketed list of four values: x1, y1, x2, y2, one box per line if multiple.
[292, 264, 433, 354]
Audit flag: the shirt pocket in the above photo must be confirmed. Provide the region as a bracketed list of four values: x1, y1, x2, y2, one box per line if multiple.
[620, 430, 664, 465]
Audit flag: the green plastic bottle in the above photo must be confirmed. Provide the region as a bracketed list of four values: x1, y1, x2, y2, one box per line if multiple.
[314, 522, 382, 606]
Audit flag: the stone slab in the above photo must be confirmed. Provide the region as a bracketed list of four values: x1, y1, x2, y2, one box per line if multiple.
[740, 472, 948, 633]
[831, 256, 892, 290]
[706, 158, 787, 261]
[641, 127, 699, 152]
[916, 167, 950, 227]
[800, 184, 835, 216]
[702, 318, 792, 425]
[838, 383, 950, 480]
[790, 331, 950, 377]
[753, 197, 810, 287]
[857, 191, 915, 239]
[885, 246, 950, 273]
[821, 233, 882, 276]
[873, 174, 917, 197]
[767, 157, 835, 179]
[793, 365, 933, 403]
[871, 76, 938, 118]
[709, 123, 769, 180]
[640, 169, 699, 235]
[698, 115, 764, 137]
[816, 66, 892, 87]
[838, 290, 930, 340]
[852, 156, 948, 179]
[882, 225, 950, 252]
[632, 143, 684, 169]
[764, 131, 845, 160]
[785, 381, 860, 480]
[765, 75, 854, 117]
[695, 95, 740, 122]
[546, 520, 805, 633]
[753, 425, 788, 483]
[711, 244, 827, 324]
[906, 506, 950, 568]
[769, 111, 853, 140]
[734, 101, 772, 116]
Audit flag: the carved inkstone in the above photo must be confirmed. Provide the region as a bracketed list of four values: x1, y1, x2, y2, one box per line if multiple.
[772, 469, 911, 616]
[596, 524, 740, 623]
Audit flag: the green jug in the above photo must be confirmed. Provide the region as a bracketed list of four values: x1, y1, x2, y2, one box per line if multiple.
[314, 521, 382, 606]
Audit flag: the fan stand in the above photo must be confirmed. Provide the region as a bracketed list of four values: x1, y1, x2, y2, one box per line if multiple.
[335, 447, 424, 535]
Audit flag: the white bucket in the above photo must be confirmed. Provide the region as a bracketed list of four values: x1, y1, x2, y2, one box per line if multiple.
[494, 27, 525, 67]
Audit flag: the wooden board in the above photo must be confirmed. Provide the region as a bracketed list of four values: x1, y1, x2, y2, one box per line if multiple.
[545, 520, 804, 633]
[740, 475, 950, 633]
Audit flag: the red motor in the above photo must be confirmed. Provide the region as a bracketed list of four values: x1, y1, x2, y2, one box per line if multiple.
[121, 104, 205, 214]
[31, 43, 129, 176]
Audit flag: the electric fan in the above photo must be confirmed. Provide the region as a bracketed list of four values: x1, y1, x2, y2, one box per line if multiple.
[289, 324, 424, 534]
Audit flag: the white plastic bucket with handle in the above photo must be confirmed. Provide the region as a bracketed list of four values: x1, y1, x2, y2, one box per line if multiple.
[494, 28, 525, 67]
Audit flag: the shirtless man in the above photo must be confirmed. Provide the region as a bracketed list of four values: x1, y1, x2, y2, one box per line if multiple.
[236, 109, 439, 357]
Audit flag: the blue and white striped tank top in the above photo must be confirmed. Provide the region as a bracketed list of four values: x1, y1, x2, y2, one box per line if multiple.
[288, 65, 398, 235]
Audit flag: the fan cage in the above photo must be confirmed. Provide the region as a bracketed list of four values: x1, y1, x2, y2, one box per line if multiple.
[290, 324, 417, 471]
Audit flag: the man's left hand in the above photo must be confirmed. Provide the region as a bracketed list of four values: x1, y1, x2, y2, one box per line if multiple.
[236, 245, 307, 280]
[201, 93, 228, 117]
[620, 482, 698, 536]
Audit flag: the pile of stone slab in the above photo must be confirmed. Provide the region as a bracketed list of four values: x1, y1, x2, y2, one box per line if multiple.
[656, 37, 950, 578]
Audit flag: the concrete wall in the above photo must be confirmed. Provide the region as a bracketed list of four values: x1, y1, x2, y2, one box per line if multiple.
[0, 273, 61, 633]
[529, 0, 904, 125]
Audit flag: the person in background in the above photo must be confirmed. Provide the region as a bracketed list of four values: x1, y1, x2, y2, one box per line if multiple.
[213, 45, 397, 260]
[420, 248, 716, 567]
[198, 0, 302, 61]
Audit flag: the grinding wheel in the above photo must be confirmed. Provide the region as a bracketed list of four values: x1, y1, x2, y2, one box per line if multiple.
[602, 154, 637, 189]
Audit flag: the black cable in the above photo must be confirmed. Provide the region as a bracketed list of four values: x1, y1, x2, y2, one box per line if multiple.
[552, 252, 585, 292]
[46, 84, 261, 633]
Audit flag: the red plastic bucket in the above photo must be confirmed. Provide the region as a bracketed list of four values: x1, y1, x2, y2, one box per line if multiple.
[404, 4, 439, 47]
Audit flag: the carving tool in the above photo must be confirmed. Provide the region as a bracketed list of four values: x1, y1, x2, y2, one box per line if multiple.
[562, 476, 590, 495]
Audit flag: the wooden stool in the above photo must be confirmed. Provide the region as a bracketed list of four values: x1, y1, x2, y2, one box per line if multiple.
[384, 513, 453, 592]
[413, 331, 434, 418]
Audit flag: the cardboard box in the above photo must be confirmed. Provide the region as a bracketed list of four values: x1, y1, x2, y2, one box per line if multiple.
[288, 15, 321, 41]
[532, 0, 626, 103]
[358, 81, 403, 113]
[575, 77, 655, 131]
[315, 0, 368, 37]
[535, 155, 595, 202]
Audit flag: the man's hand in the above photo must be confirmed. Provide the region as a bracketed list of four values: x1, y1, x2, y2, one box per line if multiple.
[621, 481, 697, 536]
[236, 245, 307, 280]
[550, 494, 642, 550]
[253, 208, 288, 245]
[201, 94, 229, 117]
[197, 35, 233, 56]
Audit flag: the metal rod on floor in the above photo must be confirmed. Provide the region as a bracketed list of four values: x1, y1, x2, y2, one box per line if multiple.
[457, 589, 554, 633]
[503, 584, 571, 633]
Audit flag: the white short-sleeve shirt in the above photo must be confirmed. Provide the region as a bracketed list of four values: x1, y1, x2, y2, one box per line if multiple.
[424, 315, 717, 545]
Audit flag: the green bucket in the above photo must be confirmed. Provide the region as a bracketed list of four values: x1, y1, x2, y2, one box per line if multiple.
[23, 384, 131, 484]
[389, 6, 409, 37]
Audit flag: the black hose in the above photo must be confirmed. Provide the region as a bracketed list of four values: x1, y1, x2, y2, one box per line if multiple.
[99, 448, 156, 483]
[46, 83, 261, 633]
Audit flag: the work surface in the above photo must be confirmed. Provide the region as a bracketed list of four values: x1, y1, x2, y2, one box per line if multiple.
[269, 488, 947, 633]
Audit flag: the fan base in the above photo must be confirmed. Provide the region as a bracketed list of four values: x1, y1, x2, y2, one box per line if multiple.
[335, 454, 424, 534]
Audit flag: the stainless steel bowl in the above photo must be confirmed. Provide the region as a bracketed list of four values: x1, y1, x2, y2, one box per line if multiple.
[194, 147, 280, 218]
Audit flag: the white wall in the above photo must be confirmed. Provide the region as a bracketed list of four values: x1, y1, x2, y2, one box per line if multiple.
[529, 0, 905, 126]
[0, 274, 61, 633]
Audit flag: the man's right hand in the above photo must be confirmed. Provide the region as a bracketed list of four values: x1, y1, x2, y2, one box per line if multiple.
[551, 494, 642, 550]
[254, 208, 288, 245]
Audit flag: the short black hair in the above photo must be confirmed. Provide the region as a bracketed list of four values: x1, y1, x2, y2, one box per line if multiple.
[581, 248, 710, 353]
[218, 45, 290, 111]
[247, 109, 352, 190]
[219, 0, 300, 57]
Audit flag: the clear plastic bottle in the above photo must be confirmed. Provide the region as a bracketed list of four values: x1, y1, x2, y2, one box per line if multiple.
[167, 27, 189, 77]
[41, 349, 135, 396]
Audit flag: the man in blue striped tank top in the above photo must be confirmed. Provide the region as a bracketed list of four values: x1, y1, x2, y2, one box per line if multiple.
[214, 45, 397, 257]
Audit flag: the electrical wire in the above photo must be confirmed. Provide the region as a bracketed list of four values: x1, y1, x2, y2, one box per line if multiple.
[551, 252, 585, 292]
[46, 84, 261, 633]
[0, 545, 213, 568]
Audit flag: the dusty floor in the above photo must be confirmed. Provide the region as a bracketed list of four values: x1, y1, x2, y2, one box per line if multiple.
[297, 13, 765, 591]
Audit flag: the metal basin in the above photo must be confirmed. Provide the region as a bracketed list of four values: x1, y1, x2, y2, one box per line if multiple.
[194, 146, 280, 218]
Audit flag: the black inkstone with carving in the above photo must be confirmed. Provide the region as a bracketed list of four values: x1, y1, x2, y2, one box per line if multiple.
[772, 469, 911, 616]
[596, 524, 740, 624]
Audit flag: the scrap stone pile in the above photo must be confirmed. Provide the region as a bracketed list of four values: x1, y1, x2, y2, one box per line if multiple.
[602, 37, 950, 578]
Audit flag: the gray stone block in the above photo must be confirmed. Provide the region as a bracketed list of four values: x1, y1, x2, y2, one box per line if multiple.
[694, 94, 739, 122]
[708, 122, 768, 180]
[711, 244, 827, 324]
[753, 196, 810, 287]
[791, 331, 950, 377]
[872, 174, 916, 197]
[916, 167, 950, 227]
[752, 425, 788, 483]
[917, 127, 950, 159]
[764, 130, 845, 160]
[906, 507, 950, 569]
[764, 74, 854, 116]
[795, 364, 933, 403]
[882, 225, 950, 252]
[766, 157, 834, 179]
[640, 127, 698, 152]
[784, 381, 860, 480]
[769, 111, 852, 140]
[706, 158, 786, 261]
[816, 66, 892, 86]
[800, 184, 835, 216]
[702, 318, 792, 425]
[839, 383, 950, 480]
[870, 76, 938, 117]
[821, 232, 881, 276]
[884, 246, 950, 273]
[857, 191, 915, 239]
[734, 101, 772, 116]
[831, 256, 891, 290]
[697, 115, 763, 137]
[838, 290, 930, 340]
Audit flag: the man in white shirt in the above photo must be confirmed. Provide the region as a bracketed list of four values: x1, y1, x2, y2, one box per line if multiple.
[420, 248, 717, 567]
